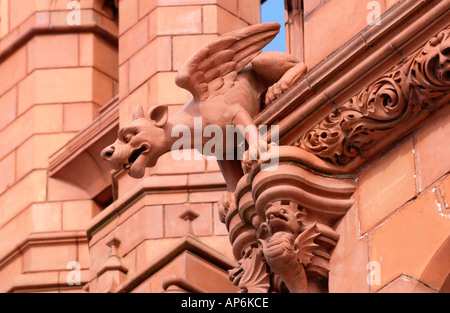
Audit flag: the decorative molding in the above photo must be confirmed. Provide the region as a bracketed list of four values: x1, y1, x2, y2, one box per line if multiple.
[0, 10, 118, 63]
[112, 234, 237, 293]
[297, 26, 450, 168]
[0, 231, 89, 293]
[255, 0, 438, 128]
[255, 0, 449, 173]
[220, 146, 356, 293]
[49, 96, 119, 177]
[0, 231, 87, 269]
[95, 237, 129, 293]
[4, 270, 90, 293]
[162, 276, 208, 293]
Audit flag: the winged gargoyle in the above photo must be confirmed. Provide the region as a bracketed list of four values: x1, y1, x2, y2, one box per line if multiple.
[225, 200, 321, 293]
[261, 201, 320, 293]
[101, 23, 307, 192]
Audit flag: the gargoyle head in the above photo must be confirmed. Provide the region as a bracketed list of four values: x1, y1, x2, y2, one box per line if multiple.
[264, 201, 305, 235]
[101, 104, 169, 179]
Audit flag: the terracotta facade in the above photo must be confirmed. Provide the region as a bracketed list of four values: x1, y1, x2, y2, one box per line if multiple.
[0, 0, 448, 293]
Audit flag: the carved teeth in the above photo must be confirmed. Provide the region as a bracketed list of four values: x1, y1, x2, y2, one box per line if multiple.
[268, 212, 287, 222]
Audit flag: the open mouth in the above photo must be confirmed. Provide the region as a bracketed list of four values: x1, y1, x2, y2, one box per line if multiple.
[123, 145, 148, 170]
[267, 212, 291, 234]
[268, 212, 288, 222]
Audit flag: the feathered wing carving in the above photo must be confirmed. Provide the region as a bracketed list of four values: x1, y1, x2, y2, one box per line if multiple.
[294, 223, 320, 266]
[175, 23, 281, 101]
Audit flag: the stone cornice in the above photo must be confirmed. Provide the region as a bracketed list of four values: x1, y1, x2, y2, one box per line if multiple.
[218, 0, 449, 293]
[49, 96, 119, 177]
[86, 175, 226, 242]
[0, 9, 118, 63]
[112, 234, 237, 293]
[0, 231, 87, 268]
[4, 269, 90, 293]
[255, 0, 449, 174]
[0, 231, 88, 293]
[297, 26, 450, 169]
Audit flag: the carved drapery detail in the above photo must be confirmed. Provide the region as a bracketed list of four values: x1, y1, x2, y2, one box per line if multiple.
[220, 147, 356, 293]
[297, 27, 450, 166]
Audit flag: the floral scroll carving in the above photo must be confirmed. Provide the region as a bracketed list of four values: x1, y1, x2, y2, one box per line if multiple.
[297, 27, 450, 167]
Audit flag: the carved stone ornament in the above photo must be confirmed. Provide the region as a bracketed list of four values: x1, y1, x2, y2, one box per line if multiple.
[101, 23, 307, 192]
[219, 146, 356, 293]
[297, 27, 450, 168]
[100, 23, 311, 293]
[219, 26, 450, 294]
[100, 23, 449, 293]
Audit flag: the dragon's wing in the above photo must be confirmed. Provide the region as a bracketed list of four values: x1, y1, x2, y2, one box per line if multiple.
[175, 23, 280, 102]
[293, 223, 320, 266]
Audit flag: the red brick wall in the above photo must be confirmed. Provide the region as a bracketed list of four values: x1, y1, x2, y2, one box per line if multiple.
[1, 0, 447, 293]
[330, 104, 450, 293]
[0, 0, 118, 292]
[87, 0, 260, 293]
[303, 0, 449, 293]
[303, 0, 400, 68]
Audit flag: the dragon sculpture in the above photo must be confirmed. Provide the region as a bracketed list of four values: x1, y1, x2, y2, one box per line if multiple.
[100, 22, 324, 293]
[101, 23, 307, 192]
[226, 200, 321, 293]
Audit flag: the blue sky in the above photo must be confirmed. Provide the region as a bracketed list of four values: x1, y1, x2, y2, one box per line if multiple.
[261, 0, 286, 52]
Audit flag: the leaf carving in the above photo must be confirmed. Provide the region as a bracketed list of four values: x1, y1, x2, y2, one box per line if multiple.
[297, 26, 450, 166]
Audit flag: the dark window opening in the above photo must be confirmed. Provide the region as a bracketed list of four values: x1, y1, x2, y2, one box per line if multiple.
[94, 185, 116, 210]
[102, 0, 119, 24]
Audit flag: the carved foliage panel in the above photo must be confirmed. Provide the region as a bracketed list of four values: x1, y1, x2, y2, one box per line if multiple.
[297, 27, 450, 167]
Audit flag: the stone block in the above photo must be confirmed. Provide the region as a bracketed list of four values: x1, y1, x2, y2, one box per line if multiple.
[415, 105, 450, 192]
[358, 138, 416, 233]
